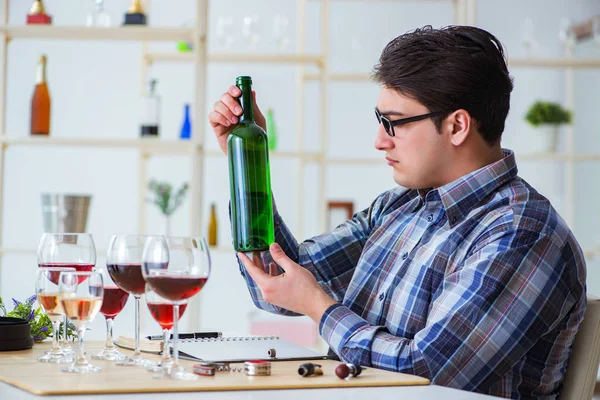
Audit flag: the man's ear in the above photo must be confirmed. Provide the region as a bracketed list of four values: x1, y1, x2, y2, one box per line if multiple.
[443, 109, 471, 146]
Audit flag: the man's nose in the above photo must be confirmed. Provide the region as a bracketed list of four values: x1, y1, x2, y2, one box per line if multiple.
[374, 123, 393, 151]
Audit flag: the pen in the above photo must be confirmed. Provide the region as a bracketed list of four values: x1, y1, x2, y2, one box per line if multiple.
[146, 332, 222, 341]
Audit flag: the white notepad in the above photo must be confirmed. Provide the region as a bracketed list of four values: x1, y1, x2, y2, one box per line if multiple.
[176, 335, 332, 363]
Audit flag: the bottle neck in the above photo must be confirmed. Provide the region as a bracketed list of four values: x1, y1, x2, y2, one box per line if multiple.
[236, 82, 254, 123]
[36, 61, 46, 85]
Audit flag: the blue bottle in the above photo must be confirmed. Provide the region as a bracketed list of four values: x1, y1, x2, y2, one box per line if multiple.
[180, 103, 191, 140]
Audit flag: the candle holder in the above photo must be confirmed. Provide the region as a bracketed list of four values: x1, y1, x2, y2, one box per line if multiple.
[123, 0, 146, 26]
[27, 0, 52, 25]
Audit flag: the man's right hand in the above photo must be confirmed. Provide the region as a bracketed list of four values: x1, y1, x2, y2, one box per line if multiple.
[208, 85, 266, 155]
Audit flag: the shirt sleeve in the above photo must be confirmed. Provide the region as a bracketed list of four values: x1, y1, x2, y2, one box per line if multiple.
[318, 223, 585, 392]
[236, 190, 398, 316]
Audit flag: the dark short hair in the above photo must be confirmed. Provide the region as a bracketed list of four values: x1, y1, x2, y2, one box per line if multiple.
[373, 25, 514, 146]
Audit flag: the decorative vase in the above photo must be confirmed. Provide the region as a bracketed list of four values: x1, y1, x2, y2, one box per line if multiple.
[165, 215, 171, 237]
[535, 124, 560, 153]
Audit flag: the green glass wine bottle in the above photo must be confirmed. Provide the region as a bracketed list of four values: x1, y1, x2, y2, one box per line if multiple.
[228, 76, 274, 252]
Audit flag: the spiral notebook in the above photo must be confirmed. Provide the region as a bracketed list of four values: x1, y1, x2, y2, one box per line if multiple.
[176, 335, 333, 363]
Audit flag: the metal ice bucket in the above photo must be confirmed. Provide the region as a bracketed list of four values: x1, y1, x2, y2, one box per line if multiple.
[40, 194, 92, 233]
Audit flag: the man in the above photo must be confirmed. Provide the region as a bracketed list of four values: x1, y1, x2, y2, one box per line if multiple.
[209, 25, 586, 399]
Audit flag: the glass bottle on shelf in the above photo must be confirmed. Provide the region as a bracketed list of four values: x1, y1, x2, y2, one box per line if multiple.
[265, 109, 278, 151]
[30, 54, 51, 136]
[228, 76, 274, 252]
[86, 0, 111, 27]
[140, 79, 160, 137]
[180, 103, 191, 140]
[208, 203, 218, 247]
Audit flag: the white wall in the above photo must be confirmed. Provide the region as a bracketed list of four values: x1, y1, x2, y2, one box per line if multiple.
[1, 0, 599, 340]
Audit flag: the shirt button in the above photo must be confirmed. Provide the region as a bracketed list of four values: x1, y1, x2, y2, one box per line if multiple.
[426, 214, 433, 222]
[402, 252, 408, 260]
[379, 293, 384, 301]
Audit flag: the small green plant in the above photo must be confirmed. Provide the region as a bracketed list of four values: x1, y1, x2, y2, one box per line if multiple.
[0, 295, 76, 342]
[147, 180, 189, 217]
[525, 101, 572, 127]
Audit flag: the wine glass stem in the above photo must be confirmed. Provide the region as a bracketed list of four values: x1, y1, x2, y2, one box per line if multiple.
[62, 315, 68, 345]
[105, 317, 115, 350]
[172, 304, 180, 371]
[51, 319, 61, 353]
[134, 296, 141, 358]
[162, 328, 172, 365]
[75, 326, 87, 366]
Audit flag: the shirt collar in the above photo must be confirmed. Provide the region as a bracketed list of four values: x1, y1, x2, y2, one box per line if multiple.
[420, 149, 518, 227]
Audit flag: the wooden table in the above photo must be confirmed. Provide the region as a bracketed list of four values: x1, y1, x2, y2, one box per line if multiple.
[0, 341, 498, 399]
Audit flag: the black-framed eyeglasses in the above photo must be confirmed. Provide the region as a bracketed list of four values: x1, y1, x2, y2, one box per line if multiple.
[375, 108, 444, 137]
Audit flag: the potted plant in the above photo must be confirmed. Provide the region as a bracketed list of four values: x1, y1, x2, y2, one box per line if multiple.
[147, 179, 189, 236]
[524, 101, 572, 152]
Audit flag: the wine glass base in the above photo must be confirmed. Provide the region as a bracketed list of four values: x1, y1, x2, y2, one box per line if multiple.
[116, 357, 151, 368]
[37, 352, 72, 363]
[154, 369, 198, 380]
[62, 363, 101, 373]
[146, 358, 173, 373]
[92, 349, 128, 361]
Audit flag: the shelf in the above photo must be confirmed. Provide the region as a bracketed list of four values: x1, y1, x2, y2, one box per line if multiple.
[326, 157, 381, 165]
[0, 26, 194, 42]
[0, 137, 201, 155]
[304, 72, 371, 81]
[146, 52, 324, 66]
[517, 153, 600, 162]
[508, 58, 600, 69]
[301, 58, 600, 81]
[204, 148, 322, 161]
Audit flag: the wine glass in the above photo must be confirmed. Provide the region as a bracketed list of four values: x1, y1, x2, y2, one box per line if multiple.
[273, 14, 290, 51]
[216, 16, 235, 49]
[107, 235, 162, 367]
[145, 284, 188, 375]
[242, 14, 260, 50]
[559, 17, 575, 51]
[37, 233, 96, 356]
[92, 268, 130, 361]
[86, 0, 111, 27]
[522, 17, 537, 56]
[58, 270, 104, 373]
[35, 267, 75, 363]
[142, 236, 211, 380]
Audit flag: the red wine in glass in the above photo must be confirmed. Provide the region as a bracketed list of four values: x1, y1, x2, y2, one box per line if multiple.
[145, 275, 208, 302]
[108, 262, 167, 295]
[38, 263, 94, 284]
[147, 303, 188, 330]
[100, 287, 129, 319]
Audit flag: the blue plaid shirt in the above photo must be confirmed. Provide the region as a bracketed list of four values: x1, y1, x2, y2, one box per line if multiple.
[237, 150, 586, 399]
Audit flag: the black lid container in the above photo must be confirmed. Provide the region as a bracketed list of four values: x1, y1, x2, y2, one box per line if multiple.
[0, 317, 34, 351]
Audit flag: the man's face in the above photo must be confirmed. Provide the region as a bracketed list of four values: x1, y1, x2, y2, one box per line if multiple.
[375, 87, 451, 190]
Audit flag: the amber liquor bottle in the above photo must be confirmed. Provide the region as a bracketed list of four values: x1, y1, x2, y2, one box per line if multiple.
[30, 55, 51, 136]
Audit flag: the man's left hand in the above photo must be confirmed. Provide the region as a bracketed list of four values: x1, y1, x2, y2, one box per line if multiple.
[238, 243, 337, 323]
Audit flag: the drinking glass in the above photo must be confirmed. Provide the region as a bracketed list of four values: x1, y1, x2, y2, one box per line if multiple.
[142, 236, 211, 380]
[35, 267, 75, 363]
[58, 270, 104, 373]
[37, 233, 96, 355]
[107, 235, 163, 367]
[145, 284, 188, 374]
[92, 268, 130, 361]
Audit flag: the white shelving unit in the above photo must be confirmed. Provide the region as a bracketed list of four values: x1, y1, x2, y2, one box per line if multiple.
[1, 0, 596, 331]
